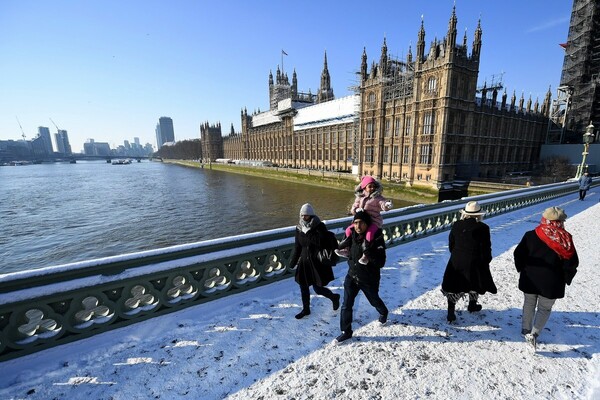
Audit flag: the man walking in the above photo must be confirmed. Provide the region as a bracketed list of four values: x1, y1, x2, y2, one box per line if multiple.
[578, 172, 592, 200]
[336, 211, 389, 343]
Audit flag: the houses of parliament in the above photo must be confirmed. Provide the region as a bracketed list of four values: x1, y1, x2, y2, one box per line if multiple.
[199, 7, 550, 191]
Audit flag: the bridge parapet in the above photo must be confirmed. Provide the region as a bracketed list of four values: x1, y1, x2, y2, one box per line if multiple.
[0, 180, 590, 361]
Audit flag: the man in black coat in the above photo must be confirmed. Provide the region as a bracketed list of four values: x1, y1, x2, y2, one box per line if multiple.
[514, 206, 579, 350]
[336, 211, 388, 343]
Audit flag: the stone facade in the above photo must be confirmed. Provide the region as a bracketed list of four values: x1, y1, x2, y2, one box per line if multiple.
[218, 7, 550, 190]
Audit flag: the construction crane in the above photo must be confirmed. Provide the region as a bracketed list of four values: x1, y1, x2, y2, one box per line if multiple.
[49, 118, 60, 132]
[15, 116, 26, 140]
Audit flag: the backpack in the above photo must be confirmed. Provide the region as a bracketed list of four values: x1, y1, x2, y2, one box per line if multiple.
[317, 230, 340, 267]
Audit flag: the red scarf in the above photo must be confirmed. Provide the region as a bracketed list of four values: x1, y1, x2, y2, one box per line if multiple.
[534, 217, 575, 260]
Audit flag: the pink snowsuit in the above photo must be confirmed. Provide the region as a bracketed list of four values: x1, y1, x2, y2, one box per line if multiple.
[345, 176, 391, 242]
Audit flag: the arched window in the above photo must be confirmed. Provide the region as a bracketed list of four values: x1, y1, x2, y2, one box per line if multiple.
[427, 76, 437, 92]
[368, 92, 376, 108]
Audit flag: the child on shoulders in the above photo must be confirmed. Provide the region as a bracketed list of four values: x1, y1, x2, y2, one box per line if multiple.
[336, 176, 392, 264]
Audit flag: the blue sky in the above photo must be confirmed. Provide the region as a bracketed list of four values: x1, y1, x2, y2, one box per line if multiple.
[0, 1, 572, 152]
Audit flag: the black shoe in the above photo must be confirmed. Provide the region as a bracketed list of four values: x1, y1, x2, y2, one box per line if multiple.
[521, 328, 531, 336]
[295, 309, 310, 319]
[468, 301, 482, 312]
[335, 330, 353, 343]
[378, 313, 388, 324]
[332, 294, 341, 311]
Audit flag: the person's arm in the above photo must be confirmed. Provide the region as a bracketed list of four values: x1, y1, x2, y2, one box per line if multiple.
[481, 224, 492, 263]
[289, 230, 302, 267]
[513, 234, 528, 272]
[563, 249, 579, 285]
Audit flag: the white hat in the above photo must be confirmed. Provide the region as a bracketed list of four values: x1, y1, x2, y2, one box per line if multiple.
[300, 203, 315, 216]
[460, 201, 485, 216]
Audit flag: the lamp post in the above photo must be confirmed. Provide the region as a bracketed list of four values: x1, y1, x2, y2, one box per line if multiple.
[575, 122, 595, 179]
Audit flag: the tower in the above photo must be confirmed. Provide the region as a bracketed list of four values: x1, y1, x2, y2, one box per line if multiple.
[156, 117, 175, 149]
[558, 0, 600, 141]
[317, 51, 335, 103]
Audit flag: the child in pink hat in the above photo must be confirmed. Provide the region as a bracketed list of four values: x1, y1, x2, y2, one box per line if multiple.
[335, 176, 392, 264]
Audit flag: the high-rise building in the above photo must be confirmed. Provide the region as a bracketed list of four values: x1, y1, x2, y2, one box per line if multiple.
[550, 0, 600, 143]
[156, 117, 175, 149]
[54, 130, 72, 155]
[37, 127, 54, 154]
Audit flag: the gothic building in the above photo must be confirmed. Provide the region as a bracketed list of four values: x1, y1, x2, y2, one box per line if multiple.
[199, 122, 223, 161]
[218, 7, 550, 190]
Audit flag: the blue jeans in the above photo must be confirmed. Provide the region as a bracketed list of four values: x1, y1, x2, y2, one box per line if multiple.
[340, 274, 388, 332]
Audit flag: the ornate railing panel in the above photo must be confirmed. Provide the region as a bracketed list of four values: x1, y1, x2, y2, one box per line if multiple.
[0, 180, 591, 361]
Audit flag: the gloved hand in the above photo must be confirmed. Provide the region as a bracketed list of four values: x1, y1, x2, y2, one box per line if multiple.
[384, 200, 393, 210]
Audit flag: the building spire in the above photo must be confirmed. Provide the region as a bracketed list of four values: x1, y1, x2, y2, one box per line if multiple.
[317, 50, 334, 103]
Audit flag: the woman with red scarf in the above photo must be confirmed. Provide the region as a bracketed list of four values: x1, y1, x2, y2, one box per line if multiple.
[514, 206, 579, 350]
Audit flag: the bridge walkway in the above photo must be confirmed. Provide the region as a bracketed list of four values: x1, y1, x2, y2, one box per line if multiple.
[0, 193, 598, 399]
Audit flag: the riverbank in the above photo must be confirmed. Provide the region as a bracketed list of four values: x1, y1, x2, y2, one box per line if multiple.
[164, 160, 439, 205]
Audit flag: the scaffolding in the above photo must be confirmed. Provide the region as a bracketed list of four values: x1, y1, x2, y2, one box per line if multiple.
[382, 58, 415, 101]
[553, 0, 600, 142]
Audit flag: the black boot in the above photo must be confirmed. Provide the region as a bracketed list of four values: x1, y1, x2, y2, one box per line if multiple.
[447, 299, 456, 322]
[468, 300, 482, 312]
[332, 293, 341, 311]
[295, 309, 310, 319]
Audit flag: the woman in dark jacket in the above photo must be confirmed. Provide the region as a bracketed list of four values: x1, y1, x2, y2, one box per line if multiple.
[514, 206, 579, 349]
[441, 201, 497, 322]
[289, 203, 340, 319]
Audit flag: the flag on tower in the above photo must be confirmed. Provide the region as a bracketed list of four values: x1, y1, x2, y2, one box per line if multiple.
[282, 49, 288, 56]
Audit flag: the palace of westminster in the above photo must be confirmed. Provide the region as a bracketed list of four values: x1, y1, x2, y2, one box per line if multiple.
[199, 7, 552, 190]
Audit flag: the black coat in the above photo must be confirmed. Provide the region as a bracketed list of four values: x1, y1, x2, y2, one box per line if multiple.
[290, 221, 334, 287]
[346, 227, 386, 285]
[441, 218, 497, 294]
[514, 230, 579, 299]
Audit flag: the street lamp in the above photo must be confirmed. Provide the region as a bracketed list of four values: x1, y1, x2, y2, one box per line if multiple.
[575, 121, 595, 179]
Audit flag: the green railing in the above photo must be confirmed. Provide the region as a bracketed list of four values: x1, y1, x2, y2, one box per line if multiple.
[0, 180, 589, 361]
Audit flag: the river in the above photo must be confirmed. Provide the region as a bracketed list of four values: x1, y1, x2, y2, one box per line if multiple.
[0, 161, 414, 274]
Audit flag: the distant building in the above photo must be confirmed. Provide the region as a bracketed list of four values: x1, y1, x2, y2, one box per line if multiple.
[156, 117, 175, 149]
[0, 140, 31, 161]
[37, 127, 54, 154]
[84, 139, 111, 156]
[199, 122, 223, 161]
[54, 130, 72, 155]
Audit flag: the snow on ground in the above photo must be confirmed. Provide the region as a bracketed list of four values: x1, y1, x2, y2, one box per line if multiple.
[0, 193, 598, 400]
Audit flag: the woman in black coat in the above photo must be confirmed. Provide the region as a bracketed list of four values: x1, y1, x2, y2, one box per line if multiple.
[514, 206, 578, 349]
[441, 201, 497, 322]
[289, 203, 340, 319]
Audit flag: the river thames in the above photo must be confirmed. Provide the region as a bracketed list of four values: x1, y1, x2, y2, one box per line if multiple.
[0, 161, 414, 274]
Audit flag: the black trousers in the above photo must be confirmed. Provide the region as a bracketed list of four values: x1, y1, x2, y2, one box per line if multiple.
[299, 283, 335, 310]
[579, 189, 588, 200]
[340, 274, 388, 332]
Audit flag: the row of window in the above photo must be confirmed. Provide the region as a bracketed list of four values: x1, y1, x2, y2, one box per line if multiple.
[367, 111, 435, 139]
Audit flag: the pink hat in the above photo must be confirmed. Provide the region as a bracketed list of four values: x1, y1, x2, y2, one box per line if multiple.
[360, 176, 376, 189]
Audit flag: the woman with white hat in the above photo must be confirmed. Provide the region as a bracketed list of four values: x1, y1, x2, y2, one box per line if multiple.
[514, 206, 579, 350]
[441, 201, 497, 322]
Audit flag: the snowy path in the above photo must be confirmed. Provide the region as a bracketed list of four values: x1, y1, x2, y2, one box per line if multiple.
[1, 193, 598, 399]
